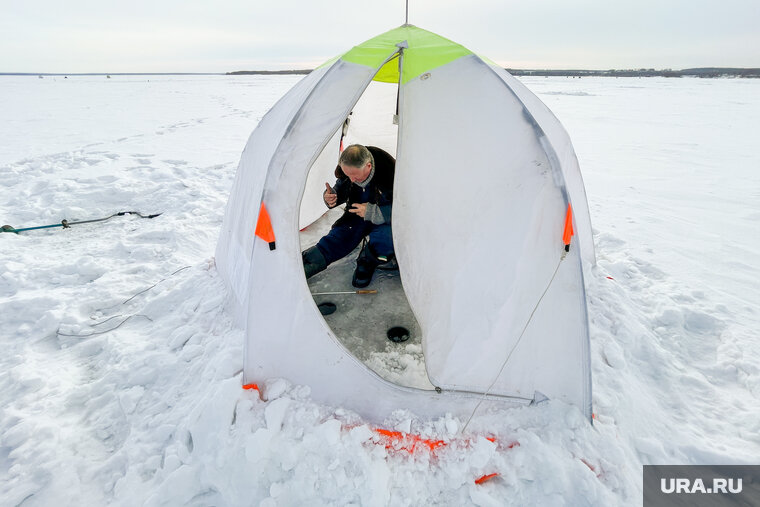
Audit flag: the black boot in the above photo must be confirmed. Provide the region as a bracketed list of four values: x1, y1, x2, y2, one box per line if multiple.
[302, 245, 327, 279]
[352, 243, 383, 288]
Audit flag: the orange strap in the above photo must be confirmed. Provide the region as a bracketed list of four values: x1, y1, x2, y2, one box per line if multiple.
[562, 203, 574, 252]
[255, 203, 276, 250]
[373, 428, 446, 453]
[475, 473, 499, 485]
[242, 382, 262, 401]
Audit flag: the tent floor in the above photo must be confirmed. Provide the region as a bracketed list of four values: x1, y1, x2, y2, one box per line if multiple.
[301, 208, 435, 390]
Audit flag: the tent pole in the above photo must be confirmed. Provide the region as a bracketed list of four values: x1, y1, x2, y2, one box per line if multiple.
[394, 45, 405, 122]
[405, 0, 409, 24]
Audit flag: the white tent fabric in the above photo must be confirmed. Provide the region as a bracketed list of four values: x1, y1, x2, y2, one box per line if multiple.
[216, 26, 594, 422]
[341, 81, 399, 158]
[394, 54, 590, 406]
[299, 81, 399, 229]
[217, 65, 332, 324]
[487, 65, 595, 265]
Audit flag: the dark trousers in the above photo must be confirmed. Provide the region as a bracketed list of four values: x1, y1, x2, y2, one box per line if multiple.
[316, 214, 394, 265]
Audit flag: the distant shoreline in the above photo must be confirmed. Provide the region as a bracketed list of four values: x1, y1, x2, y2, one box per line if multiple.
[226, 70, 314, 75]
[2, 67, 759, 78]
[506, 68, 760, 78]
[0, 72, 224, 76]
[229, 68, 760, 78]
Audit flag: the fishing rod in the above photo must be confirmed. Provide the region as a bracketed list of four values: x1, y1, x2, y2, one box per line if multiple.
[311, 290, 377, 296]
[1, 211, 162, 234]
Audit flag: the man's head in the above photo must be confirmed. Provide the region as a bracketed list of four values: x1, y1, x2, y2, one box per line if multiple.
[339, 144, 374, 183]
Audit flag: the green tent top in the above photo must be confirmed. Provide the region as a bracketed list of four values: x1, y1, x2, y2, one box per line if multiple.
[334, 25, 474, 84]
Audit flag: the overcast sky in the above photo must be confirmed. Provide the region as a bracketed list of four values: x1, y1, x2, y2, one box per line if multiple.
[2, 0, 759, 73]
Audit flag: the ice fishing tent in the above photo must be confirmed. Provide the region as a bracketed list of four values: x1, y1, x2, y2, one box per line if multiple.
[216, 25, 595, 422]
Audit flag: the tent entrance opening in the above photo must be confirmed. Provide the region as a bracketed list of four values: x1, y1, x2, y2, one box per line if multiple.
[300, 207, 434, 391]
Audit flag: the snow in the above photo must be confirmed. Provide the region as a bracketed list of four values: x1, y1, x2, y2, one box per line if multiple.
[2, 74, 759, 505]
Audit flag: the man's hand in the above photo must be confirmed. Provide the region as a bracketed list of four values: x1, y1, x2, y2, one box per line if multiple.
[323, 182, 337, 207]
[348, 203, 367, 218]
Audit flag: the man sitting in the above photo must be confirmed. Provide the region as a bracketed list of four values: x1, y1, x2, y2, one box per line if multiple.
[302, 144, 395, 288]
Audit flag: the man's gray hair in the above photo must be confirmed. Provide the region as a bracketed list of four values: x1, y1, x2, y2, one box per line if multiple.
[339, 144, 374, 170]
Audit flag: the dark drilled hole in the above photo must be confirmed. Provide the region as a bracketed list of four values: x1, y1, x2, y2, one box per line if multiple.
[387, 326, 410, 343]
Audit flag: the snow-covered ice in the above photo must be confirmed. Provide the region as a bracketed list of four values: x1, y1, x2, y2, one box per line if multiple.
[1, 74, 759, 505]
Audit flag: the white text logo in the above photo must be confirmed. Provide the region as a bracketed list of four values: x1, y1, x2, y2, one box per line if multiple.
[661, 478, 742, 494]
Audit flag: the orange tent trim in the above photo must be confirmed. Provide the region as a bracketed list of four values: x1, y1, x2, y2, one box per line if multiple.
[255, 203, 276, 250]
[562, 203, 574, 252]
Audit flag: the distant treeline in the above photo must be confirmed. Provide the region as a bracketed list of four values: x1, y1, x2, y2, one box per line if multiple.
[505, 68, 760, 78]
[228, 68, 760, 78]
[0, 72, 222, 76]
[226, 70, 312, 75]
[13, 68, 752, 79]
